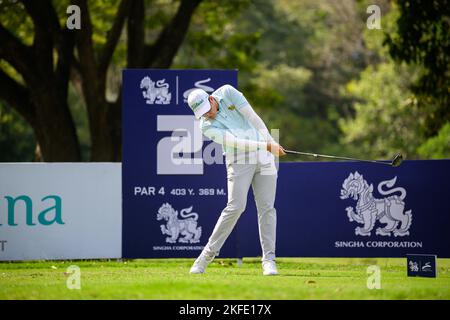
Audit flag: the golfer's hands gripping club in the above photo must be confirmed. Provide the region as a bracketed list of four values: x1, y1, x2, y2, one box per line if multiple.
[267, 142, 286, 157]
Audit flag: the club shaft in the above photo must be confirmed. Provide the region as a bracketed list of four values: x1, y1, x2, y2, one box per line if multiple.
[284, 150, 391, 166]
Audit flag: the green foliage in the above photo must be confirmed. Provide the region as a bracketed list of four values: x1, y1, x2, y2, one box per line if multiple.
[362, 1, 399, 62]
[239, 0, 313, 67]
[175, 0, 407, 160]
[68, 84, 91, 161]
[174, 0, 257, 72]
[417, 123, 450, 159]
[0, 0, 33, 46]
[340, 62, 424, 160]
[244, 64, 337, 155]
[1, 0, 447, 162]
[339, 3, 450, 160]
[0, 102, 35, 162]
[0, 3, 35, 162]
[248, 64, 311, 112]
[341, 0, 450, 160]
[235, 0, 379, 157]
[384, 0, 450, 137]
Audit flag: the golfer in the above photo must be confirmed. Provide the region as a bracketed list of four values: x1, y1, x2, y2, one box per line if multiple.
[187, 84, 286, 276]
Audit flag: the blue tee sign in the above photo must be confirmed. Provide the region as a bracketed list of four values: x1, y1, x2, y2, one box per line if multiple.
[237, 160, 450, 258]
[122, 69, 450, 259]
[122, 69, 238, 258]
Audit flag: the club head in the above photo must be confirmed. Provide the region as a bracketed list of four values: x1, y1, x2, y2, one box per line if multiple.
[391, 153, 403, 167]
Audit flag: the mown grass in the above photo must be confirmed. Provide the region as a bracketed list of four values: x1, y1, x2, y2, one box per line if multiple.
[0, 258, 449, 300]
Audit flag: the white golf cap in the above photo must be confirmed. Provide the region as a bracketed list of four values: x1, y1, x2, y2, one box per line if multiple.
[187, 89, 211, 119]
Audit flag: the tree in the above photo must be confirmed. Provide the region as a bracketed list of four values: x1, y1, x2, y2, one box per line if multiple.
[0, 0, 203, 161]
[384, 0, 450, 138]
[340, 63, 425, 160]
[74, 0, 205, 161]
[223, 0, 387, 156]
[417, 123, 450, 158]
[339, 4, 430, 160]
[0, 100, 35, 161]
[0, 0, 81, 161]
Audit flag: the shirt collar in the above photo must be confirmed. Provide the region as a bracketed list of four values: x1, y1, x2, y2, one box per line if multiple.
[210, 94, 223, 114]
[211, 94, 223, 104]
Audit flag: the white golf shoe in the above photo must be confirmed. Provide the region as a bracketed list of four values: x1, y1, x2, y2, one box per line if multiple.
[262, 260, 278, 276]
[189, 251, 215, 274]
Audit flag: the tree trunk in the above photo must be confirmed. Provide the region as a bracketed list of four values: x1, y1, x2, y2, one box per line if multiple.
[0, 0, 80, 162]
[74, 0, 202, 161]
[0, 67, 81, 162]
[87, 101, 121, 161]
[32, 92, 81, 161]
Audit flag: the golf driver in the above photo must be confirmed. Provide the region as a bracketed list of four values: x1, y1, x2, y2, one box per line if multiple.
[284, 150, 403, 167]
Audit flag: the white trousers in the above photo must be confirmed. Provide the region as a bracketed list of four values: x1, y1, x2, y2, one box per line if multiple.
[203, 157, 278, 261]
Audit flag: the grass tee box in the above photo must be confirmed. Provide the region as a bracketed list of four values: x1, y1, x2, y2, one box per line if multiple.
[0, 258, 449, 300]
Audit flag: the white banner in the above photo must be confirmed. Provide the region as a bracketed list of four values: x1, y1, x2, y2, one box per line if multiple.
[0, 163, 121, 261]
